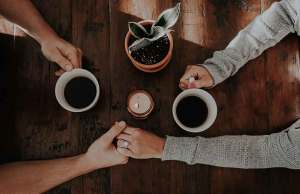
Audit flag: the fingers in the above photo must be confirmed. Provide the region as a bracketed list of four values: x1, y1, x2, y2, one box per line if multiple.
[55, 69, 65, 77]
[179, 82, 188, 90]
[55, 48, 81, 76]
[180, 65, 200, 89]
[77, 48, 82, 68]
[123, 127, 138, 134]
[117, 133, 132, 142]
[117, 147, 134, 157]
[65, 47, 82, 69]
[188, 80, 206, 89]
[179, 68, 193, 88]
[117, 139, 131, 148]
[102, 121, 126, 142]
[179, 65, 214, 89]
[56, 39, 82, 69]
[54, 54, 73, 72]
[119, 156, 129, 165]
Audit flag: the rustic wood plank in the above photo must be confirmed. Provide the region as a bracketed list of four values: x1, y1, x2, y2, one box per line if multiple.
[262, 1, 300, 194]
[265, 34, 300, 194]
[205, 0, 270, 194]
[72, 0, 111, 194]
[108, 1, 198, 194]
[13, 1, 82, 194]
[0, 34, 19, 164]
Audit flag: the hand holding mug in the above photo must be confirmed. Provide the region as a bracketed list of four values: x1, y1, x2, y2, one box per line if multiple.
[116, 127, 166, 159]
[40, 36, 82, 76]
[179, 65, 214, 89]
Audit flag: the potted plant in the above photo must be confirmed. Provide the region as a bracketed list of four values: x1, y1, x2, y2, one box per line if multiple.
[125, 3, 181, 73]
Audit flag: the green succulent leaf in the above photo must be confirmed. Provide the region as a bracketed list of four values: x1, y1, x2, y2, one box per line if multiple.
[128, 38, 152, 53]
[153, 2, 181, 30]
[150, 26, 166, 39]
[127, 3, 180, 53]
[128, 22, 150, 39]
[128, 28, 170, 53]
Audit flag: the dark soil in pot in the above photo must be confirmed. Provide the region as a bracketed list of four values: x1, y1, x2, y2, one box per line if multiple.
[128, 24, 170, 65]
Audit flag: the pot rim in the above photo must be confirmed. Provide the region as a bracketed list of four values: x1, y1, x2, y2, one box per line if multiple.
[125, 19, 174, 70]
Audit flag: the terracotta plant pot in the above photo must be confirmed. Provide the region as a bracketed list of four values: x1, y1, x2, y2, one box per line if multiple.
[125, 20, 174, 73]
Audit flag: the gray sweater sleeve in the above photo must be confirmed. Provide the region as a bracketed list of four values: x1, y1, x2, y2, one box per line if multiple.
[162, 120, 300, 169]
[201, 0, 298, 86]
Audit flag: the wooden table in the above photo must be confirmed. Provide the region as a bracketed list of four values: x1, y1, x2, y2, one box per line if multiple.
[1, 0, 300, 193]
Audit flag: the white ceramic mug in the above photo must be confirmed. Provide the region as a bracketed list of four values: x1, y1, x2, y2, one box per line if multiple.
[172, 89, 217, 133]
[55, 69, 100, 112]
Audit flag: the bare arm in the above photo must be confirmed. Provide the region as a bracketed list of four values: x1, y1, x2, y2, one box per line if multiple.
[0, 0, 82, 75]
[0, 0, 56, 43]
[0, 121, 128, 194]
[0, 155, 94, 194]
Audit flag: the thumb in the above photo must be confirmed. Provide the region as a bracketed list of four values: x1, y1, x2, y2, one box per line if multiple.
[117, 147, 134, 158]
[54, 54, 73, 72]
[102, 121, 126, 142]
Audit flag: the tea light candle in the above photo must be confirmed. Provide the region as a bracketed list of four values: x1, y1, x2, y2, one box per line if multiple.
[127, 90, 154, 119]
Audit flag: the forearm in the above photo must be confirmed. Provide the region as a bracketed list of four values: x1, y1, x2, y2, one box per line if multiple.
[162, 122, 300, 169]
[162, 135, 272, 168]
[0, 0, 57, 43]
[0, 154, 96, 194]
[202, 0, 297, 86]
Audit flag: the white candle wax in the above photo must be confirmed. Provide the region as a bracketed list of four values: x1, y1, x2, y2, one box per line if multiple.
[128, 92, 151, 114]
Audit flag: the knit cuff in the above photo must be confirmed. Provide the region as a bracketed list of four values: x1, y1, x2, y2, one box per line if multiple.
[200, 62, 226, 87]
[161, 136, 198, 164]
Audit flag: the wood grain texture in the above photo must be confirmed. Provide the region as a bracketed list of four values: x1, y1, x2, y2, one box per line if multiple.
[72, 0, 111, 194]
[14, 1, 82, 194]
[0, 35, 18, 164]
[109, 1, 182, 193]
[1, 0, 300, 194]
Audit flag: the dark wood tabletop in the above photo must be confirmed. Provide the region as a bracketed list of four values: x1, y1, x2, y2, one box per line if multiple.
[1, 0, 300, 194]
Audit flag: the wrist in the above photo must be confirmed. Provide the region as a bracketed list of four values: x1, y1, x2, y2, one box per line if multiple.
[30, 27, 59, 45]
[76, 153, 101, 173]
[154, 137, 166, 159]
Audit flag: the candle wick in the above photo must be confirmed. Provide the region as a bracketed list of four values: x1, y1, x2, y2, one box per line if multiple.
[134, 103, 139, 109]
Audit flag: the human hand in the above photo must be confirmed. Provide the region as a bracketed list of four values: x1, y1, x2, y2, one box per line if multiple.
[40, 36, 82, 76]
[179, 65, 214, 89]
[83, 121, 129, 170]
[116, 127, 165, 159]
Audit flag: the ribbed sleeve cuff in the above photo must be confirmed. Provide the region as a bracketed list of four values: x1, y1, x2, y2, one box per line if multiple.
[200, 63, 225, 87]
[161, 136, 198, 164]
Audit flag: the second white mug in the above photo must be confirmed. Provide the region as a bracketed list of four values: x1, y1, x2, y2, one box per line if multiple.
[172, 89, 217, 133]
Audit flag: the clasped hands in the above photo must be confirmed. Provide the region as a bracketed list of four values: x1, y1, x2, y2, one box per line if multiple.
[82, 121, 166, 170]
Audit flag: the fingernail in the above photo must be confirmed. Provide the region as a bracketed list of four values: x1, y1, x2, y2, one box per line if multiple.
[66, 65, 73, 71]
[118, 121, 126, 127]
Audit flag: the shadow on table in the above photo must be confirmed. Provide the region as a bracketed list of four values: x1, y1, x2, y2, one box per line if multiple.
[0, 34, 20, 164]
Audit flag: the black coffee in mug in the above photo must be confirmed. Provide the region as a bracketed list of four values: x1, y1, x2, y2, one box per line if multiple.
[64, 77, 97, 109]
[176, 96, 208, 128]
